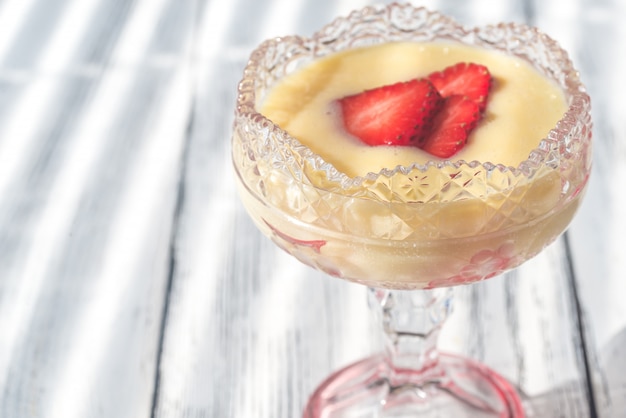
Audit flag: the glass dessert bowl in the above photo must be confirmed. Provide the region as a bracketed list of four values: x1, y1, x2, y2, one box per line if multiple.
[232, 4, 592, 417]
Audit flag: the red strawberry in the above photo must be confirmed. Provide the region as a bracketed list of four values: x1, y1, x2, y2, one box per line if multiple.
[420, 95, 481, 158]
[427, 63, 492, 111]
[338, 79, 442, 146]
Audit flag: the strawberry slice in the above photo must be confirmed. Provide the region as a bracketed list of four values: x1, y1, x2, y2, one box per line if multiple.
[420, 95, 481, 158]
[427, 62, 492, 111]
[338, 79, 442, 146]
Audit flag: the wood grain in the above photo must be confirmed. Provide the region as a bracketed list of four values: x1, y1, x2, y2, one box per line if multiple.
[0, 0, 195, 417]
[549, 0, 626, 416]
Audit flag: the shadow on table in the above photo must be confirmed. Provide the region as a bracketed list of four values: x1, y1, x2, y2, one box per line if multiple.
[522, 326, 626, 417]
[596, 326, 626, 418]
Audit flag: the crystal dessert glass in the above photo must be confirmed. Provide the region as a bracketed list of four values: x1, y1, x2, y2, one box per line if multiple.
[232, 4, 592, 417]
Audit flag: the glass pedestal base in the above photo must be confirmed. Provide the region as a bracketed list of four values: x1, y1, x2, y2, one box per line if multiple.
[303, 353, 524, 418]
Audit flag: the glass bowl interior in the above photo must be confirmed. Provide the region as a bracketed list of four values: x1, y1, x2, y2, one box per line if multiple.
[234, 4, 591, 235]
[231, 4, 592, 288]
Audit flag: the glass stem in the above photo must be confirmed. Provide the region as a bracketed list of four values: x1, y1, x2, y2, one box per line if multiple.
[369, 287, 454, 386]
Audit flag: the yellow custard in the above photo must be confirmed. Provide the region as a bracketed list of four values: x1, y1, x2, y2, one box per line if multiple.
[233, 32, 591, 289]
[261, 42, 567, 177]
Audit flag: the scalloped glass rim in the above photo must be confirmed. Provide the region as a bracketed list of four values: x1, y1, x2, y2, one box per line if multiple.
[235, 3, 591, 193]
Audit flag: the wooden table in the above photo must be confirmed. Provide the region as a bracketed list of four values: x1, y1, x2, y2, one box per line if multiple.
[0, 0, 622, 416]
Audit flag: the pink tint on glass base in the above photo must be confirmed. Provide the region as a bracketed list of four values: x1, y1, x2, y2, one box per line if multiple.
[304, 353, 524, 418]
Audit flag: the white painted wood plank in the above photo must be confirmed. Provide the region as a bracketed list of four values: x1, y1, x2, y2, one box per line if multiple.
[546, 0, 626, 416]
[0, 0, 196, 416]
